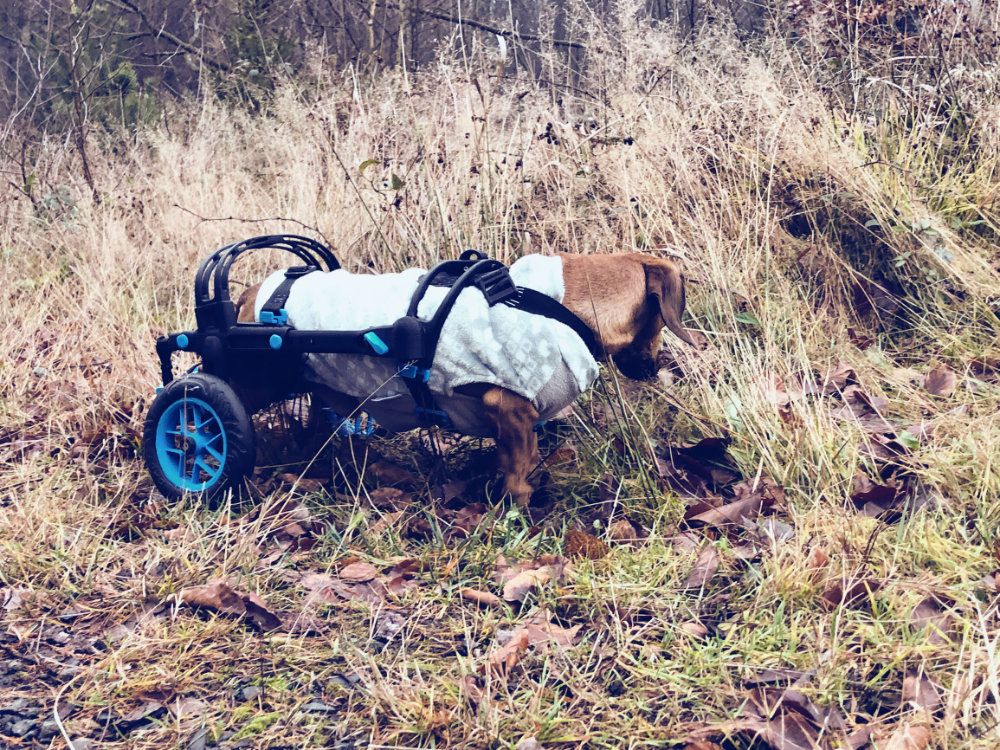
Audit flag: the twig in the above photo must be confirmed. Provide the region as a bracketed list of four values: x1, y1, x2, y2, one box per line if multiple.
[105, 0, 230, 73]
[52, 668, 83, 750]
[375, 0, 586, 50]
[172, 204, 334, 249]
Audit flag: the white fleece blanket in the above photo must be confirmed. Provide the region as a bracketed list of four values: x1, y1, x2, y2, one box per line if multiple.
[253, 254, 599, 435]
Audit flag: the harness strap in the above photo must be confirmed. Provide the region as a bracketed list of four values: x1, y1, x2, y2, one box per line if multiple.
[504, 287, 602, 360]
[260, 265, 317, 324]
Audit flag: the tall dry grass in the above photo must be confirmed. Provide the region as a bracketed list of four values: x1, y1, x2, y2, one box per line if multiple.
[2, 19, 1000, 749]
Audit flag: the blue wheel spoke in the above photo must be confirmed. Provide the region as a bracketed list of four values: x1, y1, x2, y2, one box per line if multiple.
[203, 443, 224, 463]
[195, 457, 219, 480]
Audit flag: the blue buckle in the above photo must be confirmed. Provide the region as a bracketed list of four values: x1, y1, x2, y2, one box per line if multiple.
[399, 364, 431, 383]
[259, 308, 288, 325]
[323, 409, 376, 437]
[364, 331, 389, 355]
[416, 407, 451, 427]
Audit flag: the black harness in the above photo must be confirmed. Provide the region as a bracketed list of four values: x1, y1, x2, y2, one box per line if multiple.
[259, 250, 600, 428]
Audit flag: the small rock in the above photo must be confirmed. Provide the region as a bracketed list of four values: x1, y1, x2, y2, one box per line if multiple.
[300, 700, 339, 714]
[187, 727, 209, 750]
[10, 718, 37, 737]
[71, 740, 94, 750]
[39, 718, 60, 739]
[327, 672, 360, 691]
[48, 629, 72, 645]
[236, 685, 260, 702]
[0, 697, 28, 713]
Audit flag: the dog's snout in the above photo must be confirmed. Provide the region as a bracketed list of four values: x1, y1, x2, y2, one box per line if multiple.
[612, 348, 659, 381]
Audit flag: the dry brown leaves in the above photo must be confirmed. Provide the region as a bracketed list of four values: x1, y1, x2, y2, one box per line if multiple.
[921, 365, 958, 397]
[300, 557, 421, 606]
[683, 546, 720, 590]
[876, 720, 932, 750]
[483, 608, 580, 675]
[680, 673, 852, 750]
[820, 578, 882, 611]
[249, 498, 320, 566]
[177, 580, 282, 631]
[909, 595, 954, 646]
[459, 588, 504, 609]
[495, 555, 572, 603]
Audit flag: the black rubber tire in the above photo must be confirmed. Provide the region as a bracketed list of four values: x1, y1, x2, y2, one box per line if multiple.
[142, 373, 256, 504]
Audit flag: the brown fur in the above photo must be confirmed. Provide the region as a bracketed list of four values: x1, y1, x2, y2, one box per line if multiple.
[234, 253, 695, 506]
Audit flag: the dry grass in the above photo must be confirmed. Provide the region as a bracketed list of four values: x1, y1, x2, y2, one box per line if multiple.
[2, 22, 1000, 750]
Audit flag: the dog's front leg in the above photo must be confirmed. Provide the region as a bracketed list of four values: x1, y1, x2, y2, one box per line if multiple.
[481, 386, 540, 507]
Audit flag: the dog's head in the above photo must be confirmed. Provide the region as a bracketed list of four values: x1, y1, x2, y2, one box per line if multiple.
[560, 253, 698, 381]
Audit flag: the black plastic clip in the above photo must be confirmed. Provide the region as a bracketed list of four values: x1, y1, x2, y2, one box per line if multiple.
[474, 266, 517, 305]
[284, 264, 318, 279]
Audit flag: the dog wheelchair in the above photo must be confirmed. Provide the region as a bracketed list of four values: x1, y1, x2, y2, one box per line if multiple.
[142, 234, 596, 501]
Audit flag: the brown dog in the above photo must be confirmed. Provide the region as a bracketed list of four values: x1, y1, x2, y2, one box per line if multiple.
[237, 252, 695, 506]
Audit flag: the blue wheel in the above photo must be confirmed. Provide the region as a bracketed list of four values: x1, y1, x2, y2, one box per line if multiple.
[143, 373, 255, 503]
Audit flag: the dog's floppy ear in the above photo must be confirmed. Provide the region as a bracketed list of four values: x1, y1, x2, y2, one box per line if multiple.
[642, 258, 697, 346]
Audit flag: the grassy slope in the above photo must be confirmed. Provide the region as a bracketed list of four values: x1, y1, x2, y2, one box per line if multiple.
[2, 26, 1000, 750]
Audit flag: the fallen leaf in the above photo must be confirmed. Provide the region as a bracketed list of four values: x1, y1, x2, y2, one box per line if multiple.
[922, 365, 957, 397]
[432, 479, 468, 505]
[680, 620, 709, 638]
[497, 556, 570, 603]
[370, 510, 404, 536]
[671, 531, 702, 553]
[744, 668, 809, 687]
[763, 710, 819, 750]
[682, 743, 723, 750]
[805, 360, 856, 396]
[460, 588, 504, 608]
[486, 628, 530, 673]
[300, 571, 385, 605]
[542, 443, 578, 469]
[805, 547, 830, 576]
[850, 475, 904, 517]
[564, 529, 609, 560]
[368, 486, 413, 508]
[523, 609, 581, 650]
[368, 461, 420, 486]
[685, 494, 764, 528]
[451, 503, 487, 538]
[820, 578, 881, 610]
[607, 518, 641, 542]
[458, 674, 483, 704]
[683, 546, 720, 590]
[177, 581, 282, 631]
[483, 609, 580, 675]
[374, 610, 406, 640]
[170, 696, 208, 720]
[909, 595, 954, 645]
[657, 436, 739, 499]
[878, 720, 932, 750]
[503, 568, 554, 602]
[384, 558, 421, 595]
[515, 738, 544, 750]
[339, 561, 378, 583]
[902, 672, 941, 713]
[116, 700, 166, 730]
